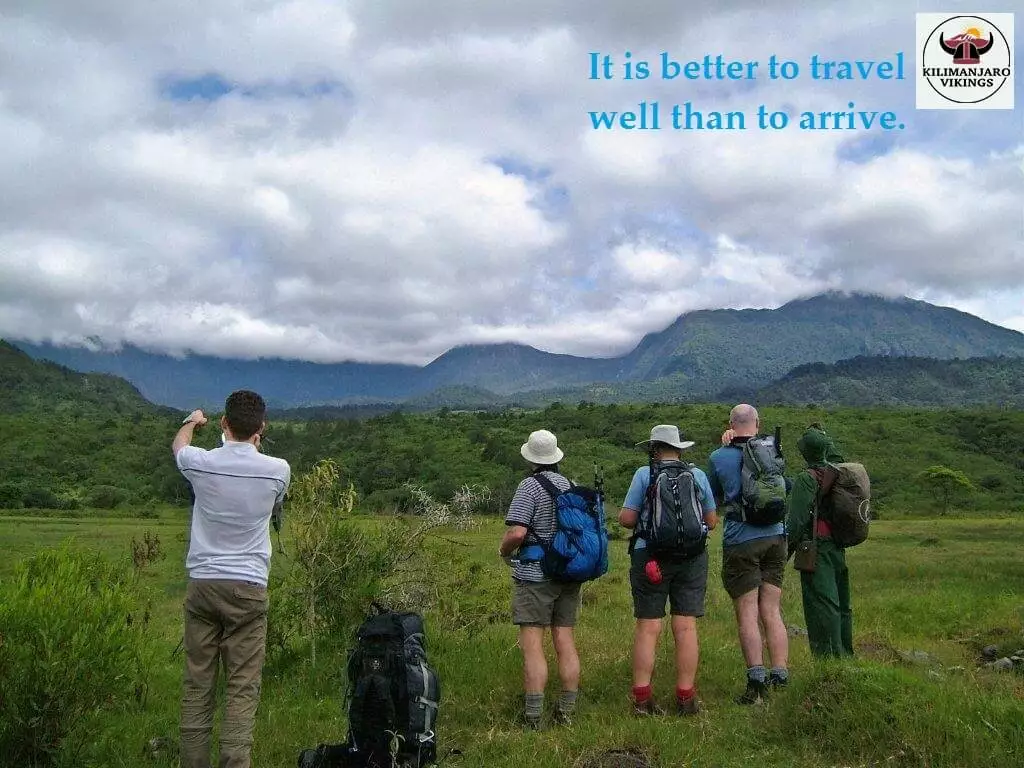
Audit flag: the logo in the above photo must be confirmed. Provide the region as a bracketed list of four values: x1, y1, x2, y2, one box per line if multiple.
[857, 499, 871, 524]
[916, 13, 1014, 109]
[940, 27, 994, 64]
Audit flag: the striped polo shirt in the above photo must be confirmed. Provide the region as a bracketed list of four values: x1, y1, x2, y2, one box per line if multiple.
[505, 470, 571, 582]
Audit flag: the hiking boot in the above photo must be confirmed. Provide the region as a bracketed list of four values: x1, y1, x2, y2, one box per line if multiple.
[552, 708, 573, 727]
[676, 695, 700, 716]
[768, 672, 789, 690]
[522, 713, 542, 731]
[633, 698, 666, 716]
[735, 679, 768, 705]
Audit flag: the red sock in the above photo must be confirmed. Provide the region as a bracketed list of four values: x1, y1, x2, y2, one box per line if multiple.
[676, 686, 695, 702]
[632, 684, 652, 703]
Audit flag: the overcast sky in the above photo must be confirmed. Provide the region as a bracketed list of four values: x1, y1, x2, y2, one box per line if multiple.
[1, 1, 1021, 364]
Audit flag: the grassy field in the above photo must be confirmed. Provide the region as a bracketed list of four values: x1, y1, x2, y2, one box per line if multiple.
[4, 514, 1024, 767]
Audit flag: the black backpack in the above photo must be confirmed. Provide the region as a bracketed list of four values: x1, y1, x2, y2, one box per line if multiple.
[297, 608, 440, 768]
[631, 460, 708, 559]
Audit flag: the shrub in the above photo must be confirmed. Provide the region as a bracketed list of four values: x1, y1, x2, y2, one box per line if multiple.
[361, 485, 416, 515]
[86, 485, 130, 510]
[0, 482, 23, 509]
[978, 473, 1004, 491]
[130, 531, 165, 570]
[405, 482, 487, 530]
[269, 460, 473, 667]
[56, 495, 80, 511]
[0, 545, 153, 765]
[21, 487, 62, 509]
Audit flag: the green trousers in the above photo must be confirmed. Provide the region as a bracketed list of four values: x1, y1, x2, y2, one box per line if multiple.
[799, 538, 854, 658]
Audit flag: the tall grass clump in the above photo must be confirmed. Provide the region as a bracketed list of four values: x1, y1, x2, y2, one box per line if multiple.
[0, 544, 154, 766]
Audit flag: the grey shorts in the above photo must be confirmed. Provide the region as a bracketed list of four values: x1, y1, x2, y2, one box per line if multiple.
[722, 535, 787, 599]
[629, 548, 709, 619]
[512, 579, 582, 627]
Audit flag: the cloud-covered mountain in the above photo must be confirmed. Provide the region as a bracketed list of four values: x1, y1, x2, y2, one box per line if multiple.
[12, 293, 1024, 409]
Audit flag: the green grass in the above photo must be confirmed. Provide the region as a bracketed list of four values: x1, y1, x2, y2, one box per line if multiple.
[4, 515, 1024, 767]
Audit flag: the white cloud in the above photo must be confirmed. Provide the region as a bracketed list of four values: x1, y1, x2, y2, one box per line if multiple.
[0, 0, 1020, 364]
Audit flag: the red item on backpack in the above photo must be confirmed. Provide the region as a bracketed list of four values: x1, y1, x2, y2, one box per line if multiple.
[644, 559, 663, 585]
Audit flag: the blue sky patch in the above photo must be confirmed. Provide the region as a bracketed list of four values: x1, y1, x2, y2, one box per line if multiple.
[489, 155, 552, 182]
[837, 132, 899, 164]
[159, 73, 350, 102]
[160, 73, 234, 101]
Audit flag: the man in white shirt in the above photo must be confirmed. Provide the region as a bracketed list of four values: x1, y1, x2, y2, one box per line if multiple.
[173, 390, 290, 768]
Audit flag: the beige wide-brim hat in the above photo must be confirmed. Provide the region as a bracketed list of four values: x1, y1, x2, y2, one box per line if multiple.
[636, 424, 695, 451]
[521, 429, 564, 465]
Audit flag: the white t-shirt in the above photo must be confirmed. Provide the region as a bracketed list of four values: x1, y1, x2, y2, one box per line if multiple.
[176, 441, 291, 586]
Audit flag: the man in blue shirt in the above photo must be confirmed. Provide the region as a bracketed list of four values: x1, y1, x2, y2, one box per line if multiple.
[708, 404, 789, 705]
[619, 425, 718, 716]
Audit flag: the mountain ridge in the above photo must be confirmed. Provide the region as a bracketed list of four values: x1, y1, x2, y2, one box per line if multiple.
[8, 292, 1024, 408]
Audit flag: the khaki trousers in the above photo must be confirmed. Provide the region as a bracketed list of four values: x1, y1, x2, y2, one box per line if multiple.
[180, 579, 268, 768]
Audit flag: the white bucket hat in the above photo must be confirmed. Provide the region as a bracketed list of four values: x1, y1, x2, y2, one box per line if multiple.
[636, 424, 695, 451]
[521, 429, 564, 465]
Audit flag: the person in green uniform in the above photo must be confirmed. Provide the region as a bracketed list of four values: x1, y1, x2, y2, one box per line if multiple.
[787, 424, 854, 658]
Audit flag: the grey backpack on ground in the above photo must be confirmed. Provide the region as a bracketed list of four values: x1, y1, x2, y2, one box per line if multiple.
[633, 460, 708, 559]
[730, 434, 787, 526]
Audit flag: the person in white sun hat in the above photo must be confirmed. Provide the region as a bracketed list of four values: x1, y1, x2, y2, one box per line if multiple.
[498, 429, 581, 730]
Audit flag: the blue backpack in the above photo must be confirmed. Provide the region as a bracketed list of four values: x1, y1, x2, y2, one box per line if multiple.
[518, 474, 609, 582]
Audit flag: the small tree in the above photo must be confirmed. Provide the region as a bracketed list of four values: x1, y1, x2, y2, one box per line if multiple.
[918, 465, 976, 514]
[272, 460, 481, 666]
[286, 459, 357, 667]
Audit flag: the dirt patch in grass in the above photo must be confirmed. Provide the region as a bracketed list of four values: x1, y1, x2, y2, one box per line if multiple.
[573, 746, 656, 768]
[856, 636, 899, 662]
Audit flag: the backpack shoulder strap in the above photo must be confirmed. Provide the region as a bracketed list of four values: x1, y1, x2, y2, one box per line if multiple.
[742, 437, 765, 473]
[532, 472, 563, 500]
[808, 466, 838, 495]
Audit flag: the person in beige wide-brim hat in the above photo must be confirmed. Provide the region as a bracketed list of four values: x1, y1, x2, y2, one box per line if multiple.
[635, 424, 696, 452]
[498, 429, 581, 729]
[618, 423, 718, 717]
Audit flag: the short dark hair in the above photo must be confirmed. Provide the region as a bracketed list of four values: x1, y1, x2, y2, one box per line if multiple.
[532, 463, 560, 474]
[224, 390, 266, 440]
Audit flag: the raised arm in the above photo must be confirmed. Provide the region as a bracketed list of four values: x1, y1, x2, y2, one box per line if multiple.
[173, 409, 208, 456]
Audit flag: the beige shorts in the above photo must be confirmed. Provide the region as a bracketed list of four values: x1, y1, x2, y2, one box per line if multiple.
[511, 578, 582, 627]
